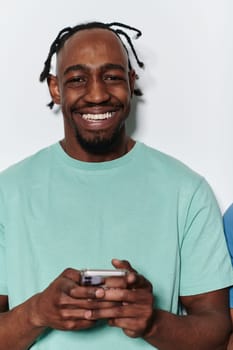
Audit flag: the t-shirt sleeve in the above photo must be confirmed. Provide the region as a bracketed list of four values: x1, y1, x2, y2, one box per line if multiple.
[180, 179, 233, 296]
[0, 191, 7, 295]
[223, 204, 233, 307]
[0, 222, 7, 295]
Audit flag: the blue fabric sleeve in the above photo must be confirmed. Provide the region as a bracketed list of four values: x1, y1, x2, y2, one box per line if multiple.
[180, 180, 233, 295]
[223, 204, 233, 308]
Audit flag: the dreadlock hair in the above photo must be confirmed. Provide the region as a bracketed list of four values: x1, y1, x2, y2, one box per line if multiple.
[39, 21, 144, 109]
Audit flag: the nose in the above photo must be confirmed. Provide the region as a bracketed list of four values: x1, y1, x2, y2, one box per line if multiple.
[84, 78, 111, 104]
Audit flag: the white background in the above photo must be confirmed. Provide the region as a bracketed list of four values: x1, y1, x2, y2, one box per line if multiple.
[0, 0, 232, 211]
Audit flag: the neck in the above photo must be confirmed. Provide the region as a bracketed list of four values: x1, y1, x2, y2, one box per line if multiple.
[60, 135, 135, 162]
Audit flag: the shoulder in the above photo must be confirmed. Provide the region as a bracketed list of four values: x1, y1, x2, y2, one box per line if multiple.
[137, 143, 220, 214]
[0, 143, 56, 189]
[138, 142, 204, 188]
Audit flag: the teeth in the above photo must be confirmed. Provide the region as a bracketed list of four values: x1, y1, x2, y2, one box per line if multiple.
[82, 112, 113, 120]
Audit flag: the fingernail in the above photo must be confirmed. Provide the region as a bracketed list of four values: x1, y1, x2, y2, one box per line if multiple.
[95, 288, 105, 298]
[85, 310, 92, 319]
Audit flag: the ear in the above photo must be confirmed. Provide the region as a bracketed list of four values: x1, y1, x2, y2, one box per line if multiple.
[47, 74, 61, 105]
[129, 69, 136, 97]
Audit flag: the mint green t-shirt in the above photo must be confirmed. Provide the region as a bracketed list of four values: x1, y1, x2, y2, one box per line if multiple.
[0, 142, 232, 349]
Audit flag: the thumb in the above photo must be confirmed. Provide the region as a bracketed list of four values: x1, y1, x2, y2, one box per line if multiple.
[111, 258, 137, 273]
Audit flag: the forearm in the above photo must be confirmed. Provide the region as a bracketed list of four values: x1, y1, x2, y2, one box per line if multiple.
[144, 309, 231, 350]
[227, 334, 233, 350]
[0, 297, 46, 350]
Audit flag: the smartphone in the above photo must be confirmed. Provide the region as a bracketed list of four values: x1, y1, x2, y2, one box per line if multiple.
[80, 269, 128, 286]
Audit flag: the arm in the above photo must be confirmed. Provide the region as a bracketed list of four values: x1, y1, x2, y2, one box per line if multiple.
[227, 309, 233, 350]
[145, 290, 231, 350]
[0, 268, 112, 350]
[84, 260, 232, 350]
[0, 295, 45, 350]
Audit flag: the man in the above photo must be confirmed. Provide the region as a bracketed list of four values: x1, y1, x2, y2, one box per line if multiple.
[0, 21, 232, 350]
[224, 204, 233, 349]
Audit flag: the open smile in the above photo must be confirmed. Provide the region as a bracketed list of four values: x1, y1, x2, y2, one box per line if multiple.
[81, 112, 114, 121]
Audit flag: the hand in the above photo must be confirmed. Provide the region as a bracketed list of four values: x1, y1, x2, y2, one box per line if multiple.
[227, 333, 233, 350]
[84, 259, 155, 338]
[28, 268, 117, 331]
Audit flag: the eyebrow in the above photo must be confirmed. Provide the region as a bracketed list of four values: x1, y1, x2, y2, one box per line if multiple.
[63, 63, 126, 76]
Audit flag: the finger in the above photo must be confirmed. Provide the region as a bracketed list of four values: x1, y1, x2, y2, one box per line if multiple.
[127, 274, 153, 292]
[111, 259, 139, 286]
[58, 295, 122, 310]
[109, 316, 154, 338]
[103, 276, 128, 289]
[59, 307, 94, 320]
[64, 320, 96, 331]
[69, 285, 104, 299]
[84, 303, 150, 320]
[95, 288, 153, 304]
[59, 305, 126, 321]
[108, 318, 139, 337]
[123, 329, 139, 338]
[58, 319, 96, 331]
[60, 268, 81, 283]
[111, 260, 153, 292]
[109, 317, 142, 332]
[111, 259, 137, 273]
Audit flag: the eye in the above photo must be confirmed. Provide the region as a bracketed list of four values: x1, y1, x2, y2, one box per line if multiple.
[65, 76, 86, 86]
[104, 74, 125, 82]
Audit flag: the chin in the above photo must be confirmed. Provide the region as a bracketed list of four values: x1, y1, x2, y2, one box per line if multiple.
[76, 129, 123, 155]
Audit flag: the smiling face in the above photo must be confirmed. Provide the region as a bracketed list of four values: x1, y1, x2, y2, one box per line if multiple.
[48, 28, 136, 161]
